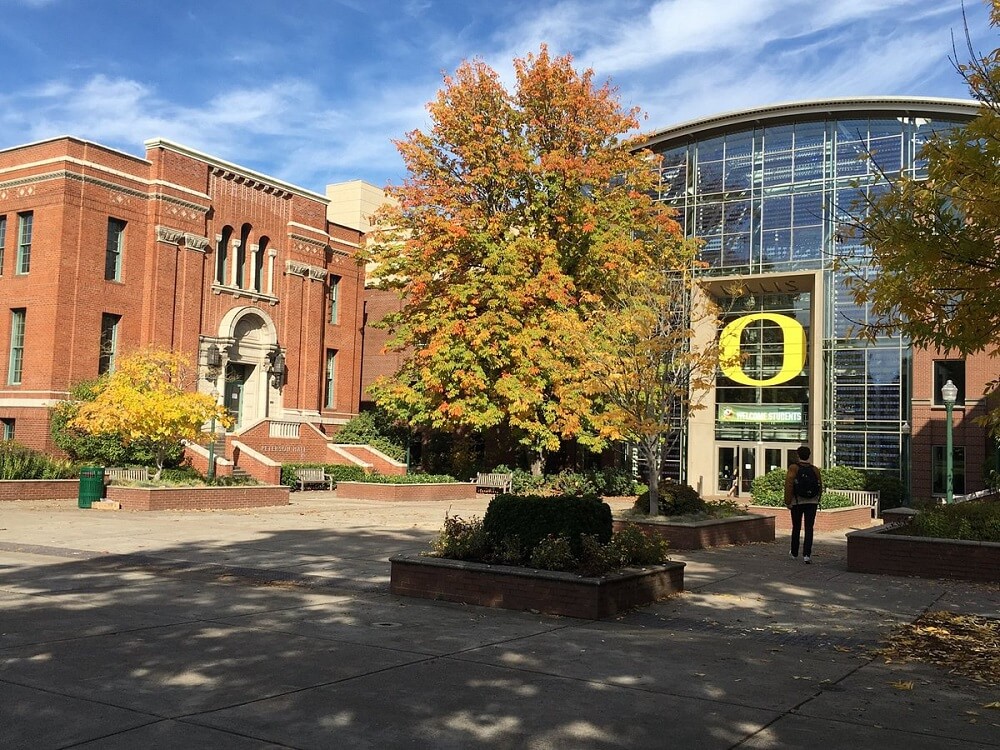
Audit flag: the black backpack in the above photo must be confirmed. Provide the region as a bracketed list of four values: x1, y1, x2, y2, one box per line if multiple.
[793, 463, 820, 499]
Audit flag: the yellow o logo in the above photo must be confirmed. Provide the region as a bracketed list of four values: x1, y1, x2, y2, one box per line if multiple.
[719, 313, 806, 387]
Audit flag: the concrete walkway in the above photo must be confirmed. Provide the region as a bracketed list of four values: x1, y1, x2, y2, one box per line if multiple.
[1, 494, 997, 749]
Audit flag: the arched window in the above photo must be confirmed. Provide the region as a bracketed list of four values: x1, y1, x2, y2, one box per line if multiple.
[237, 223, 251, 289]
[255, 237, 268, 293]
[216, 226, 233, 285]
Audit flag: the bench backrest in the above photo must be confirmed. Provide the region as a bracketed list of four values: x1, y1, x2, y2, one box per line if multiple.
[476, 472, 512, 488]
[106, 467, 150, 482]
[828, 488, 880, 516]
[295, 468, 327, 480]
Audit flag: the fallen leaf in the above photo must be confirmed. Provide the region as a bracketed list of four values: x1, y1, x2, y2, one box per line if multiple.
[891, 681, 914, 690]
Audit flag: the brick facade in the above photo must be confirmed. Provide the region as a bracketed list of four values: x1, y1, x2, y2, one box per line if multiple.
[0, 136, 364, 462]
[106, 484, 289, 511]
[909, 347, 998, 501]
[612, 515, 775, 550]
[847, 526, 1000, 583]
[0, 479, 79, 501]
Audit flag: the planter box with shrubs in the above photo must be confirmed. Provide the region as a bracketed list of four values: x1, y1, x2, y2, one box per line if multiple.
[847, 500, 1000, 582]
[614, 480, 776, 549]
[389, 493, 684, 617]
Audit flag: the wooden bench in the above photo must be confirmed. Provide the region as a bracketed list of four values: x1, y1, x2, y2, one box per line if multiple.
[105, 466, 151, 483]
[828, 488, 881, 517]
[475, 472, 513, 495]
[294, 467, 334, 491]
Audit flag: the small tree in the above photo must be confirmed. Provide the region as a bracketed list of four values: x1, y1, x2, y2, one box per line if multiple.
[591, 241, 726, 514]
[69, 347, 231, 479]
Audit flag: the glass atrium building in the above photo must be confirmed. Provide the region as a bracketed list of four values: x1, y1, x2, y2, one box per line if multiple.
[636, 98, 979, 496]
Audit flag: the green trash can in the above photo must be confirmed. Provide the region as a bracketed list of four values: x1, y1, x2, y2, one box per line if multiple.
[78, 466, 105, 509]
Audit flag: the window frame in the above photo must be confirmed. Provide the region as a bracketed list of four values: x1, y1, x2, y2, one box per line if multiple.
[8, 308, 26, 385]
[329, 275, 341, 325]
[105, 218, 126, 281]
[931, 444, 966, 496]
[98, 313, 121, 375]
[324, 349, 337, 408]
[0, 214, 6, 275]
[16, 212, 32, 275]
[1, 418, 13, 441]
[932, 360, 966, 406]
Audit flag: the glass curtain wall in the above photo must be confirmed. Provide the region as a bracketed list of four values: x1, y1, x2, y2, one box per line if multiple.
[651, 112, 968, 479]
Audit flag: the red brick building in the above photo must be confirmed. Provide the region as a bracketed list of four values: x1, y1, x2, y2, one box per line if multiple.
[0, 136, 367, 471]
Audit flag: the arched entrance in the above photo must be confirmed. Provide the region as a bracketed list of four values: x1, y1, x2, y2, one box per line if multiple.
[203, 307, 281, 430]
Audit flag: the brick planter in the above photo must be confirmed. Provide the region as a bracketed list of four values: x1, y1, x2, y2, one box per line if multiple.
[337, 482, 479, 501]
[847, 525, 1000, 583]
[105, 485, 289, 511]
[0, 479, 79, 501]
[390, 554, 685, 619]
[613, 514, 774, 550]
[745, 504, 873, 532]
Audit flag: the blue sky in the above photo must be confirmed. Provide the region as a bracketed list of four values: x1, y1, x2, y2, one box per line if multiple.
[0, 0, 992, 192]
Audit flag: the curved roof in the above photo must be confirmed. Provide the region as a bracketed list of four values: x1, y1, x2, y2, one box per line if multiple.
[635, 96, 980, 150]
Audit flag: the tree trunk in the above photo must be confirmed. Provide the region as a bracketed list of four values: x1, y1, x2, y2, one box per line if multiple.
[530, 449, 545, 477]
[641, 438, 659, 515]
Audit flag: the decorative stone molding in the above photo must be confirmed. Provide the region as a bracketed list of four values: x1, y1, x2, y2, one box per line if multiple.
[285, 260, 327, 281]
[155, 226, 210, 252]
[209, 166, 292, 198]
[156, 226, 186, 245]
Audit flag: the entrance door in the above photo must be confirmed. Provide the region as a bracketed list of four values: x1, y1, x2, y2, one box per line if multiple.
[224, 363, 252, 429]
[718, 443, 795, 496]
[718, 444, 756, 496]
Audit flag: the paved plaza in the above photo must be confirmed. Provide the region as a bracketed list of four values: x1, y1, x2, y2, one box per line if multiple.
[1, 494, 998, 749]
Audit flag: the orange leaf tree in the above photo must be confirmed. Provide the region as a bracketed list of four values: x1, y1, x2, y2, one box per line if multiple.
[365, 46, 681, 469]
[69, 347, 231, 480]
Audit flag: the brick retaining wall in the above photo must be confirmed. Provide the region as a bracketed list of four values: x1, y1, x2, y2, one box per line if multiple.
[613, 514, 775, 550]
[0, 480, 79, 501]
[336, 482, 480, 501]
[389, 555, 685, 619]
[106, 485, 289, 511]
[847, 526, 1000, 583]
[745, 505, 873, 532]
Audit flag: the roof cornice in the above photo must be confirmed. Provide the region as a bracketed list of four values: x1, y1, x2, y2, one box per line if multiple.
[634, 96, 982, 150]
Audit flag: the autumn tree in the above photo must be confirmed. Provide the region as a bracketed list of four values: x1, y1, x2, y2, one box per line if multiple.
[849, 4, 1000, 412]
[364, 46, 678, 470]
[590, 235, 726, 514]
[69, 347, 231, 479]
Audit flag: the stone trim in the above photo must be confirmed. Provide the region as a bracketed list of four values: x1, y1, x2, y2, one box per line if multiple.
[155, 226, 211, 251]
[285, 260, 328, 281]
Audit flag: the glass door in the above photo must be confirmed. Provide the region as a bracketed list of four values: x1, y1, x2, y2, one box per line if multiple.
[224, 363, 251, 429]
[717, 444, 757, 496]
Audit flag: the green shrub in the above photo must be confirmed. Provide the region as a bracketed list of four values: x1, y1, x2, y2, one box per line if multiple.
[529, 535, 578, 571]
[356, 472, 457, 484]
[863, 470, 906, 511]
[822, 465, 865, 491]
[431, 514, 490, 560]
[749, 490, 857, 510]
[0, 442, 76, 480]
[749, 468, 786, 497]
[483, 494, 613, 558]
[604, 526, 670, 568]
[333, 409, 407, 462]
[280, 463, 366, 488]
[634, 481, 704, 516]
[598, 468, 640, 496]
[547, 470, 600, 496]
[903, 501, 1000, 543]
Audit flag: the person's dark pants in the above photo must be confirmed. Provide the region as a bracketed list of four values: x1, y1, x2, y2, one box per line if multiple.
[789, 503, 818, 557]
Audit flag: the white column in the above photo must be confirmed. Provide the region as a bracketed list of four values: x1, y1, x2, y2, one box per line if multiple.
[230, 240, 241, 288]
[267, 248, 277, 295]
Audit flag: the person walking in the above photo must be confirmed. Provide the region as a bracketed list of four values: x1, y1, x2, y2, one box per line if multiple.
[784, 446, 822, 563]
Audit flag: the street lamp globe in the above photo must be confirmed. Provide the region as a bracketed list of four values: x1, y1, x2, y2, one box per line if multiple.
[941, 379, 958, 405]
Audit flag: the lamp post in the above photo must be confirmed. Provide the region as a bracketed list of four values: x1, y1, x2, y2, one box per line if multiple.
[900, 420, 911, 508]
[942, 379, 958, 504]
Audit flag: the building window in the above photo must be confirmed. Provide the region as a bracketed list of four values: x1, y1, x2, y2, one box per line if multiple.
[324, 349, 337, 408]
[1, 418, 13, 441]
[216, 226, 232, 285]
[105, 218, 125, 281]
[0, 215, 6, 275]
[931, 445, 966, 495]
[237, 223, 251, 289]
[99, 313, 121, 375]
[933, 360, 965, 406]
[16, 212, 32, 274]
[8, 309, 25, 385]
[329, 275, 341, 324]
[254, 237, 268, 293]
